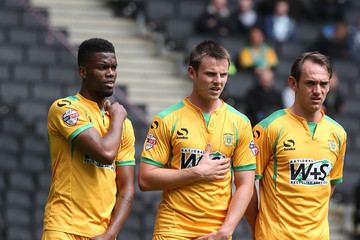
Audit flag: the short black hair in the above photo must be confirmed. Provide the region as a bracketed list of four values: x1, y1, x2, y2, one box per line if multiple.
[188, 40, 230, 72]
[77, 38, 115, 67]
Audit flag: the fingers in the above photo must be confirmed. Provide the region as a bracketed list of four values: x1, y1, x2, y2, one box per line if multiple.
[104, 99, 111, 111]
[203, 144, 211, 156]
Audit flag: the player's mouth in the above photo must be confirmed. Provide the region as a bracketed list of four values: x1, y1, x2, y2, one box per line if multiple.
[209, 86, 221, 94]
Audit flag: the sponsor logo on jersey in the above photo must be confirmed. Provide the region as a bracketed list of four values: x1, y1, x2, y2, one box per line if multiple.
[328, 140, 337, 152]
[180, 148, 225, 168]
[62, 109, 79, 126]
[145, 133, 157, 150]
[283, 139, 295, 151]
[57, 99, 71, 107]
[249, 140, 259, 156]
[83, 155, 115, 170]
[289, 159, 333, 185]
[151, 120, 159, 129]
[223, 133, 234, 146]
[176, 128, 189, 139]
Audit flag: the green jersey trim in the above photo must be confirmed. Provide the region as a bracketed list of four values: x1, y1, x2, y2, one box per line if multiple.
[115, 160, 136, 166]
[158, 101, 185, 119]
[330, 178, 343, 184]
[258, 109, 286, 129]
[308, 122, 317, 138]
[203, 112, 211, 128]
[272, 127, 283, 190]
[140, 157, 164, 168]
[69, 123, 93, 142]
[66, 95, 79, 101]
[255, 174, 263, 180]
[233, 163, 256, 171]
[226, 104, 250, 123]
[324, 115, 345, 131]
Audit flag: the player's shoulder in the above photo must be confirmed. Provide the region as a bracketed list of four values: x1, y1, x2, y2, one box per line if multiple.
[155, 100, 186, 120]
[323, 115, 347, 135]
[224, 103, 250, 124]
[50, 95, 81, 111]
[256, 109, 287, 130]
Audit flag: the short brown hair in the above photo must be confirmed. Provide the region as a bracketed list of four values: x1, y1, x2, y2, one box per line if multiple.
[188, 40, 230, 72]
[290, 51, 332, 81]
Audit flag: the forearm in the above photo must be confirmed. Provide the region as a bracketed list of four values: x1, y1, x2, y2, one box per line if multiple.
[219, 181, 254, 235]
[245, 186, 258, 235]
[101, 115, 124, 159]
[139, 163, 202, 191]
[104, 190, 134, 238]
[215, 170, 255, 236]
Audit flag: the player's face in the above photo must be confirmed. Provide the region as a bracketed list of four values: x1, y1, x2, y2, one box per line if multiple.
[292, 60, 330, 114]
[189, 56, 229, 102]
[80, 52, 117, 99]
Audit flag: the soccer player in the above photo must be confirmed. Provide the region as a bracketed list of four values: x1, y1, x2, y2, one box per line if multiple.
[246, 51, 347, 239]
[42, 38, 135, 239]
[139, 40, 256, 240]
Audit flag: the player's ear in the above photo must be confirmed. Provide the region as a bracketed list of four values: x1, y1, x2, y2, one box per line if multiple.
[288, 76, 297, 91]
[188, 66, 196, 82]
[79, 66, 86, 80]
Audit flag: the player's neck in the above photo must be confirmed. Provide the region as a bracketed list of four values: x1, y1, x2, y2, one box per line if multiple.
[79, 89, 105, 109]
[290, 105, 322, 123]
[188, 94, 221, 114]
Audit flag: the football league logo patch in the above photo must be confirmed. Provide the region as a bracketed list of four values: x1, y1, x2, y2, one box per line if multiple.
[62, 109, 79, 126]
[249, 140, 259, 156]
[145, 133, 157, 150]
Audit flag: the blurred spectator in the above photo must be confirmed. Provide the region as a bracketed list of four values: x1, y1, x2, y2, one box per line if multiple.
[263, 0, 296, 54]
[323, 72, 345, 117]
[350, 16, 360, 63]
[229, 0, 261, 35]
[244, 67, 283, 125]
[195, 0, 231, 37]
[282, 85, 295, 108]
[310, 21, 352, 59]
[238, 27, 279, 71]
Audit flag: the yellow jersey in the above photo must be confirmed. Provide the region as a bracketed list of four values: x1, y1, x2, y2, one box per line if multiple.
[43, 93, 135, 237]
[141, 98, 256, 238]
[253, 109, 346, 240]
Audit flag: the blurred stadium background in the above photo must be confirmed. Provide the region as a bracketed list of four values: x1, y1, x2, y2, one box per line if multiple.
[0, 0, 359, 239]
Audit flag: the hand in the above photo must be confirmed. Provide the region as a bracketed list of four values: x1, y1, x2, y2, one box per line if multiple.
[194, 231, 230, 240]
[195, 144, 230, 181]
[104, 100, 127, 121]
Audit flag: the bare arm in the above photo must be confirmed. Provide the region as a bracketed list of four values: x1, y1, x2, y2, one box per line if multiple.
[74, 101, 127, 165]
[138, 144, 230, 191]
[331, 184, 336, 197]
[194, 170, 255, 240]
[245, 185, 258, 237]
[90, 165, 135, 240]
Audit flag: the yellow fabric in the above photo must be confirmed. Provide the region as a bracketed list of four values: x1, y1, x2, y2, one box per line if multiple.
[43, 93, 135, 237]
[141, 98, 256, 238]
[42, 230, 90, 240]
[253, 109, 346, 240]
[238, 44, 278, 69]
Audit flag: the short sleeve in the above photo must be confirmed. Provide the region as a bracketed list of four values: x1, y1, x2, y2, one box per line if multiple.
[115, 119, 136, 167]
[48, 99, 92, 141]
[232, 121, 256, 171]
[330, 131, 347, 184]
[140, 116, 171, 168]
[253, 124, 272, 180]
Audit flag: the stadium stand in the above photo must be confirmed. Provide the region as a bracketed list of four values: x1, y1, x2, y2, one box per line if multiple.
[0, 0, 359, 239]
